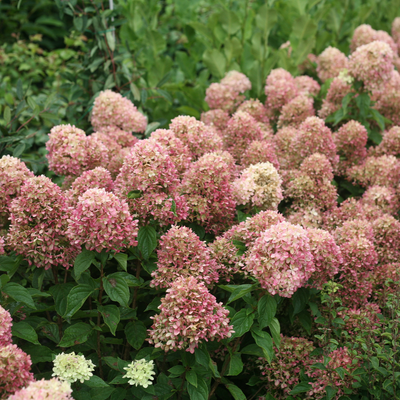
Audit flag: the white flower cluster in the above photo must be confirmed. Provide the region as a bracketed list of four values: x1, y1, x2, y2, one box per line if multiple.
[123, 358, 156, 388]
[52, 352, 95, 384]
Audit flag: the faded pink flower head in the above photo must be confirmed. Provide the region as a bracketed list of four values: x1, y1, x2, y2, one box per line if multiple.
[323, 198, 366, 232]
[220, 70, 252, 93]
[205, 82, 244, 112]
[371, 125, 400, 157]
[0, 236, 4, 255]
[372, 214, 400, 264]
[95, 125, 139, 147]
[91, 90, 147, 132]
[392, 17, 400, 52]
[360, 185, 400, 216]
[277, 95, 315, 128]
[317, 46, 349, 81]
[200, 109, 230, 132]
[0, 305, 12, 346]
[274, 126, 298, 170]
[148, 276, 233, 353]
[294, 76, 320, 96]
[8, 378, 73, 400]
[351, 24, 397, 53]
[245, 221, 315, 297]
[236, 99, 271, 124]
[67, 188, 138, 253]
[240, 140, 280, 170]
[151, 225, 220, 288]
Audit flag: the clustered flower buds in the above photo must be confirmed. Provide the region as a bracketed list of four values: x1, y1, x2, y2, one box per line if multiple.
[52, 352, 95, 384]
[123, 359, 156, 388]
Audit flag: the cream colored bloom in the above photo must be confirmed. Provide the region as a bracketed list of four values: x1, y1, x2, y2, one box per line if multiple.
[52, 352, 95, 384]
[123, 359, 155, 388]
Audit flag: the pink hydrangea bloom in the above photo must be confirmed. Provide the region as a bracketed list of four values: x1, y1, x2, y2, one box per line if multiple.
[245, 221, 315, 297]
[7, 176, 80, 269]
[347, 155, 400, 188]
[91, 90, 147, 133]
[222, 111, 263, 161]
[233, 162, 283, 211]
[200, 109, 230, 132]
[392, 17, 400, 52]
[334, 120, 368, 174]
[181, 153, 236, 234]
[274, 126, 298, 170]
[317, 46, 349, 81]
[115, 140, 188, 226]
[205, 82, 244, 112]
[211, 150, 238, 179]
[240, 140, 279, 170]
[294, 76, 320, 96]
[371, 125, 400, 156]
[351, 24, 397, 53]
[256, 335, 315, 400]
[236, 99, 270, 124]
[95, 125, 139, 147]
[349, 41, 394, 91]
[292, 117, 338, 168]
[107, 147, 131, 178]
[220, 70, 252, 93]
[148, 276, 233, 353]
[67, 188, 138, 253]
[334, 219, 374, 245]
[323, 198, 366, 232]
[8, 378, 73, 400]
[360, 185, 400, 216]
[287, 207, 324, 229]
[66, 167, 114, 205]
[151, 226, 219, 288]
[372, 214, 400, 264]
[91, 131, 122, 160]
[169, 116, 223, 160]
[277, 95, 315, 128]
[0, 344, 34, 398]
[0, 305, 12, 346]
[149, 129, 192, 175]
[0, 236, 4, 255]
[306, 228, 342, 289]
[0, 155, 34, 216]
[264, 68, 298, 119]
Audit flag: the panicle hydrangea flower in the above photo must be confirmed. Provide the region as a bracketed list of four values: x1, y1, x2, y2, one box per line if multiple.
[318, 75, 354, 119]
[148, 276, 233, 353]
[233, 162, 283, 211]
[7, 176, 80, 269]
[372, 214, 400, 264]
[0, 155, 34, 216]
[91, 90, 147, 133]
[115, 140, 188, 225]
[306, 228, 342, 289]
[65, 167, 114, 205]
[236, 99, 271, 124]
[149, 129, 192, 175]
[264, 69, 299, 120]
[371, 125, 400, 156]
[348, 41, 394, 91]
[220, 70, 252, 92]
[277, 95, 315, 128]
[334, 219, 374, 245]
[0, 236, 4, 255]
[211, 150, 238, 179]
[240, 140, 280, 170]
[169, 116, 223, 160]
[294, 75, 320, 96]
[123, 359, 155, 388]
[0, 344, 34, 398]
[287, 207, 324, 229]
[360, 186, 400, 216]
[274, 126, 298, 170]
[91, 131, 122, 160]
[369, 263, 400, 307]
[95, 125, 139, 147]
[151, 225, 219, 288]
[107, 147, 131, 178]
[256, 336, 315, 400]
[308, 348, 359, 400]
[316, 46, 349, 81]
[351, 24, 397, 53]
[8, 378, 73, 400]
[334, 120, 368, 174]
[292, 117, 338, 169]
[180, 153, 236, 234]
[205, 82, 244, 112]
[222, 111, 263, 161]
[0, 305, 12, 346]
[52, 352, 95, 384]
[392, 17, 400, 51]
[200, 109, 230, 132]
[347, 155, 400, 188]
[209, 211, 285, 280]
[245, 221, 315, 297]
[323, 198, 366, 232]
[67, 188, 138, 253]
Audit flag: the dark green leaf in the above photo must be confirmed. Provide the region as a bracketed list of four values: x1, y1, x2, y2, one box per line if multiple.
[168, 365, 185, 376]
[2, 282, 36, 309]
[298, 309, 312, 334]
[251, 327, 274, 363]
[292, 287, 309, 316]
[325, 386, 337, 400]
[231, 309, 254, 337]
[186, 370, 197, 387]
[187, 376, 208, 400]
[74, 249, 96, 280]
[156, 72, 172, 88]
[99, 304, 120, 335]
[58, 322, 92, 347]
[13, 143, 25, 158]
[290, 382, 312, 395]
[113, 253, 128, 271]
[64, 284, 94, 318]
[219, 11, 241, 35]
[103, 273, 130, 307]
[227, 284, 255, 304]
[227, 353, 243, 376]
[225, 383, 246, 400]
[16, 79, 23, 100]
[269, 317, 281, 347]
[258, 294, 277, 329]
[187, 223, 205, 240]
[203, 49, 226, 78]
[127, 190, 142, 199]
[86, 375, 110, 388]
[12, 321, 39, 344]
[125, 320, 147, 349]
[137, 225, 157, 260]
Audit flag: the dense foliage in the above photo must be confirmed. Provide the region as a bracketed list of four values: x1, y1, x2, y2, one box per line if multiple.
[2, 1, 400, 400]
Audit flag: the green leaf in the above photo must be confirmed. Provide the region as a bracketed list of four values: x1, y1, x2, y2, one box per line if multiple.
[144, 122, 160, 137]
[156, 72, 172, 88]
[225, 383, 246, 400]
[186, 370, 197, 387]
[168, 365, 185, 376]
[86, 375, 110, 388]
[125, 320, 147, 349]
[50, 283, 74, 316]
[290, 382, 312, 395]
[127, 190, 142, 199]
[113, 253, 128, 271]
[227, 353, 243, 376]
[21, 344, 53, 363]
[99, 304, 120, 335]
[368, 128, 383, 145]
[227, 284, 255, 304]
[130, 83, 141, 101]
[188, 376, 208, 400]
[325, 386, 337, 400]
[355, 92, 371, 120]
[103, 273, 130, 307]
[187, 223, 205, 240]
[231, 309, 254, 337]
[74, 249, 96, 280]
[203, 49, 226, 78]
[106, 31, 115, 52]
[13, 143, 25, 158]
[74, 16, 83, 31]
[58, 322, 92, 347]
[0, 134, 26, 144]
[298, 309, 312, 334]
[137, 225, 157, 260]
[12, 321, 39, 344]
[2, 282, 36, 309]
[27, 97, 37, 111]
[195, 346, 212, 369]
[258, 294, 277, 329]
[269, 318, 281, 347]
[3, 106, 11, 125]
[255, 5, 278, 36]
[90, 387, 115, 400]
[16, 79, 24, 100]
[219, 11, 241, 35]
[292, 287, 309, 315]
[64, 284, 94, 318]
[241, 344, 264, 357]
[251, 327, 274, 363]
